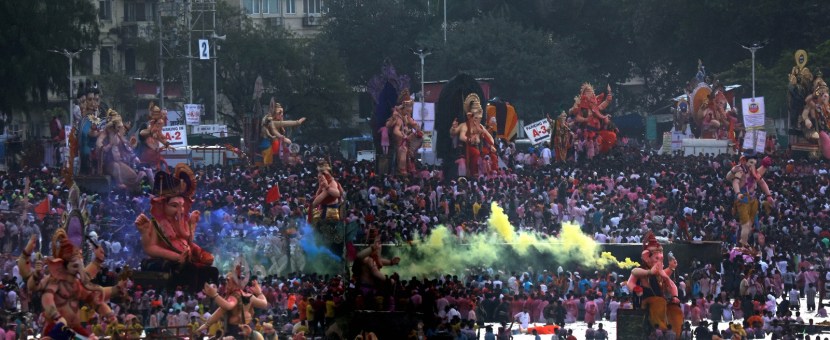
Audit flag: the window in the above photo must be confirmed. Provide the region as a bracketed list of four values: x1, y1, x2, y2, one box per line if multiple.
[125, 2, 136, 22]
[264, 0, 279, 14]
[135, 2, 146, 21]
[304, 0, 323, 14]
[125, 2, 147, 22]
[286, 0, 295, 14]
[99, 0, 112, 20]
[80, 50, 94, 75]
[242, 0, 254, 14]
[125, 48, 136, 75]
[100, 47, 113, 74]
[253, 0, 260, 14]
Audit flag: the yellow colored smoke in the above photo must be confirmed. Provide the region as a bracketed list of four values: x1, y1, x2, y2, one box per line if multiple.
[391, 202, 640, 277]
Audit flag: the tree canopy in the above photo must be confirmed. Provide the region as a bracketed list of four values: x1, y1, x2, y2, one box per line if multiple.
[0, 0, 99, 112]
[319, 0, 830, 118]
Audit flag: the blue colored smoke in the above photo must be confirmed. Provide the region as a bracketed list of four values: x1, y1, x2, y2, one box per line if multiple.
[298, 220, 341, 262]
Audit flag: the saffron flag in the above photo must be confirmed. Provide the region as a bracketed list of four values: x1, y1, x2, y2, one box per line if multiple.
[265, 185, 281, 204]
[34, 198, 50, 221]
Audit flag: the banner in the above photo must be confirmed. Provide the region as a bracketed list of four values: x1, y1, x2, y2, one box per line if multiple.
[522, 119, 551, 145]
[414, 102, 435, 152]
[184, 104, 201, 125]
[166, 110, 181, 125]
[742, 129, 767, 152]
[192, 124, 228, 137]
[162, 125, 188, 148]
[741, 97, 765, 129]
[755, 130, 766, 153]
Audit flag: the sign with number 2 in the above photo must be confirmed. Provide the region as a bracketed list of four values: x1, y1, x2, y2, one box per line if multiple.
[161, 125, 188, 148]
[198, 39, 210, 60]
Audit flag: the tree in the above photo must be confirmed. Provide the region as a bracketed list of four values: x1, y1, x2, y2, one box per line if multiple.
[0, 0, 99, 112]
[423, 13, 590, 118]
[319, 0, 431, 85]
[207, 3, 352, 140]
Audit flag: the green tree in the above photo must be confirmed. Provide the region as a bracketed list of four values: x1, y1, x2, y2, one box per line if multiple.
[423, 13, 590, 118]
[0, 0, 99, 111]
[205, 4, 352, 139]
[319, 0, 431, 85]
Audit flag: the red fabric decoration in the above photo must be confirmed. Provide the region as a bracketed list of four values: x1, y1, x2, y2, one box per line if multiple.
[34, 198, 50, 221]
[266, 185, 281, 204]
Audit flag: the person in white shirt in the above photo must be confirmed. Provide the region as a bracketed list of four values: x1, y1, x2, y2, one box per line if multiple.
[513, 309, 530, 333]
[541, 144, 552, 165]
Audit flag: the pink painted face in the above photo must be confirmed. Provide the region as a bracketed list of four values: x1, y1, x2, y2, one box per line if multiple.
[165, 197, 185, 218]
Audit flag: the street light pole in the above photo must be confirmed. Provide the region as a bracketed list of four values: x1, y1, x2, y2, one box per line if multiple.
[211, 34, 226, 124]
[443, 0, 447, 44]
[411, 47, 431, 127]
[741, 41, 766, 99]
[49, 49, 84, 127]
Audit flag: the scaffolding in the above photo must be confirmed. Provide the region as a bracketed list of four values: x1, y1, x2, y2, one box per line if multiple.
[156, 0, 216, 108]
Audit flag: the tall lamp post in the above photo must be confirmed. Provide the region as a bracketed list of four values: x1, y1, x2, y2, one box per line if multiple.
[211, 33, 226, 123]
[49, 49, 85, 127]
[741, 41, 767, 99]
[410, 47, 431, 125]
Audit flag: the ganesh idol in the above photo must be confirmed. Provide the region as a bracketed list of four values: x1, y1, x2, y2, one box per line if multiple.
[96, 108, 141, 190]
[34, 228, 128, 339]
[450, 93, 496, 177]
[569, 83, 617, 154]
[259, 98, 306, 166]
[135, 102, 172, 170]
[627, 232, 682, 337]
[800, 73, 830, 159]
[385, 88, 423, 175]
[134, 163, 214, 267]
[308, 159, 344, 224]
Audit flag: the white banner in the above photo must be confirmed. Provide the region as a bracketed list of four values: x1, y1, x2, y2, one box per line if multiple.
[742, 130, 767, 153]
[166, 110, 181, 125]
[742, 130, 754, 150]
[522, 119, 551, 145]
[162, 125, 188, 148]
[741, 97, 765, 129]
[184, 104, 201, 125]
[755, 130, 766, 153]
[192, 124, 228, 137]
[414, 102, 435, 152]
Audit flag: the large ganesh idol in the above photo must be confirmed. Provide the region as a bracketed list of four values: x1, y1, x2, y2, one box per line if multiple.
[691, 84, 737, 141]
[569, 83, 617, 154]
[449, 93, 496, 177]
[136, 163, 212, 266]
[135, 163, 218, 291]
[36, 228, 128, 339]
[627, 232, 682, 337]
[799, 72, 830, 159]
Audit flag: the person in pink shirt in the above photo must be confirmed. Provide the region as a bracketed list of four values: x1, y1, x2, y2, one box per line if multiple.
[584, 296, 598, 324]
[690, 299, 702, 326]
[378, 126, 390, 155]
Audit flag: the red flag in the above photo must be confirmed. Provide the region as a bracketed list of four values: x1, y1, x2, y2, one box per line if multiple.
[34, 198, 50, 221]
[265, 185, 281, 204]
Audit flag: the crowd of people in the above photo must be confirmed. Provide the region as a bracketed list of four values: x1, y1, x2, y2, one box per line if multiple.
[0, 137, 829, 339]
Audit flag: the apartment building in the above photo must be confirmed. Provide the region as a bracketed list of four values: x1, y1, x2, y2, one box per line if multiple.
[228, 0, 326, 36]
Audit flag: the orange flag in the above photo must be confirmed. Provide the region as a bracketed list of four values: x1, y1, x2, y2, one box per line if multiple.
[34, 198, 50, 221]
[265, 185, 281, 204]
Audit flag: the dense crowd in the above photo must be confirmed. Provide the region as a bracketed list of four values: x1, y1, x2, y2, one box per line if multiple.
[1, 139, 830, 339]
